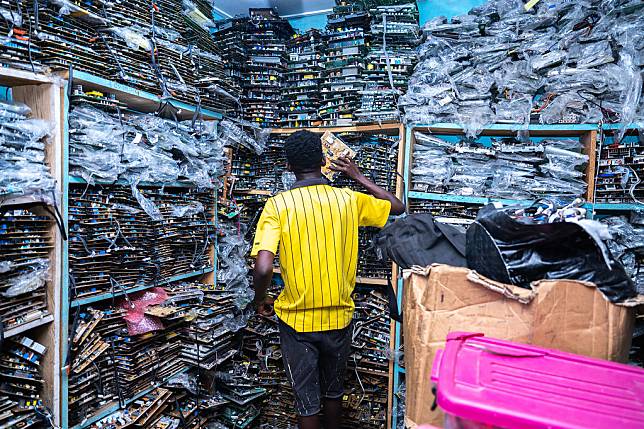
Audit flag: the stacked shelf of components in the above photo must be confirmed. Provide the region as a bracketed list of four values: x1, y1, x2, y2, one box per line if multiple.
[319, 1, 370, 126]
[281, 30, 325, 128]
[0, 70, 64, 429]
[59, 71, 241, 429]
[357, 3, 420, 124]
[241, 9, 294, 128]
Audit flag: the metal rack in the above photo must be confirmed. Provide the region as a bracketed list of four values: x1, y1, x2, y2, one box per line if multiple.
[58, 70, 220, 429]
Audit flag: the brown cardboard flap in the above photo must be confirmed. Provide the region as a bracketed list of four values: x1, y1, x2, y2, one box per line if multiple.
[403, 264, 636, 428]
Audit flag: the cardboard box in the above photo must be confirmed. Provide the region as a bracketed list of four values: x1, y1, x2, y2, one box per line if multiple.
[403, 264, 642, 428]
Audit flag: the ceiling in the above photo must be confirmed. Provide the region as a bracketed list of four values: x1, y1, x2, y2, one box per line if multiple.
[212, 0, 336, 18]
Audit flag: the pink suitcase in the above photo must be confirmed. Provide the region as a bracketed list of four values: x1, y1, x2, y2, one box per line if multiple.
[431, 332, 644, 429]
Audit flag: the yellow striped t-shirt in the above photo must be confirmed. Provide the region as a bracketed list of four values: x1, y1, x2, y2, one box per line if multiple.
[251, 184, 391, 332]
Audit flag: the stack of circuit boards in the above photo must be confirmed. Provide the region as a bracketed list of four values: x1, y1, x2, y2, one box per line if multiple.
[245, 280, 296, 428]
[344, 287, 391, 428]
[357, 3, 420, 123]
[335, 132, 399, 278]
[0, 0, 44, 72]
[17, 0, 234, 115]
[281, 30, 324, 128]
[0, 336, 49, 428]
[68, 184, 214, 300]
[596, 129, 644, 204]
[242, 9, 294, 128]
[0, 208, 52, 332]
[210, 17, 250, 116]
[319, 1, 369, 126]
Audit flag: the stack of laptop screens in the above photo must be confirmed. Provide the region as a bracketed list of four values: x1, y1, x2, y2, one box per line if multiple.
[281, 30, 324, 128]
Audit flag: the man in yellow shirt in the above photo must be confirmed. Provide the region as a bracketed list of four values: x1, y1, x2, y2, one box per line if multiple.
[251, 130, 404, 429]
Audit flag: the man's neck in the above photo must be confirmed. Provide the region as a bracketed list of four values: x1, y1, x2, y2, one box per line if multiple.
[294, 171, 323, 181]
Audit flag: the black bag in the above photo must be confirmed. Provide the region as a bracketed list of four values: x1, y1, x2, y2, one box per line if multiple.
[373, 213, 467, 270]
[467, 204, 638, 303]
[373, 214, 467, 322]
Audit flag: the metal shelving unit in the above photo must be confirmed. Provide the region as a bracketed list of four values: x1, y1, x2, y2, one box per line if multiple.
[59, 70, 220, 429]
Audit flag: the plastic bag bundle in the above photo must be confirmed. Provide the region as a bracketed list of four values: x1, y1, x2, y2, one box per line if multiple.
[601, 215, 644, 294]
[69, 105, 225, 187]
[217, 223, 254, 309]
[401, 0, 644, 136]
[0, 100, 55, 199]
[411, 131, 587, 200]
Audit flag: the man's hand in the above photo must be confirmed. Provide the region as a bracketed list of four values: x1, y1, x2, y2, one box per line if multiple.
[330, 156, 363, 181]
[254, 296, 275, 317]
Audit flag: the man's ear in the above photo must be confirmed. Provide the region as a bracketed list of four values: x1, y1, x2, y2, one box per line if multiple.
[286, 162, 293, 172]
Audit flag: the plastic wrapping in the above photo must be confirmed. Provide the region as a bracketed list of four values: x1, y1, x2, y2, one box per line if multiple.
[411, 131, 588, 200]
[121, 287, 168, 335]
[109, 26, 152, 51]
[402, 0, 644, 131]
[217, 223, 253, 309]
[182, 0, 215, 30]
[131, 183, 164, 221]
[0, 100, 56, 199]
[171, 201, 205, 217]
[601, 216, 644, 294]
[218, 120, 269, 155]
[2, 259, 49, 297]
[69, 105, 224, 187]
[467, 205, 638, 303]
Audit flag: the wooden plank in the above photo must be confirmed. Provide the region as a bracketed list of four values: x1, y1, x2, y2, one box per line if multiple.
[0, 68, 54, 86]
[584, 130, 598, 203]
[12, 80, 66, 426]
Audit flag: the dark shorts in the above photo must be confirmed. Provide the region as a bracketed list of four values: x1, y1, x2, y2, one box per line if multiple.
[278, 318, 353, 417]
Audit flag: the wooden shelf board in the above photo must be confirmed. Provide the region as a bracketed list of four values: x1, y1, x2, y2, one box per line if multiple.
[272, 123, 401, 134]
[0, 68, 56, 86]
[3, 314, 54, 338]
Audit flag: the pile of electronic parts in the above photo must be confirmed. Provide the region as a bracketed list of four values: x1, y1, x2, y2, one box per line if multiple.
[241, 9, 294, 129]
[411, 131, 589, 202]
[357, 3, 420, 123]
[0, 336, 51, 427]
[0, 98, 56, 334]
[319, 2, 370, 126]
[282, 30, 324, 128]
[401, 0, 644, 136]
[596, 129, 644, 204]
[2, 0, 236, 114]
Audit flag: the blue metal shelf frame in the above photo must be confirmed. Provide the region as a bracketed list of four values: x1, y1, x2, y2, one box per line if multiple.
[71, 267, 215, 307]
[61, 73, 220, 428]
[71, 71, 223, 120]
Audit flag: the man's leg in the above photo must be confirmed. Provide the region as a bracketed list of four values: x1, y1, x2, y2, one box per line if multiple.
[277, 319, 323, 428]
[319, 321, 353, 429]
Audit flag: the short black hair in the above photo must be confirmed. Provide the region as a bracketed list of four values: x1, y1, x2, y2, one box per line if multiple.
[284, 130, 323, 172]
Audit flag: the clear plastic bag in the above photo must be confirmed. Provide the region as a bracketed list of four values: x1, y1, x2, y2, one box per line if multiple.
[131, 183, 164, 221]
[171, 201, 205, 217]
[2, 259, 49, 297]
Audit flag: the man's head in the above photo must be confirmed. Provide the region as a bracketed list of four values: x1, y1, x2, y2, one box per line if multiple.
[285, 130, 324, 174]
